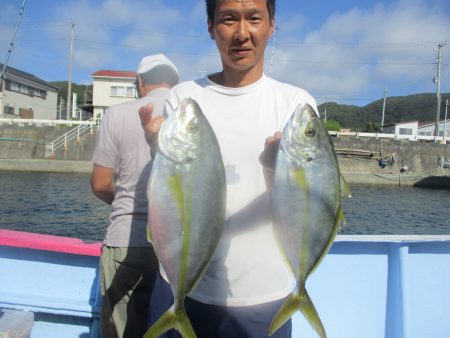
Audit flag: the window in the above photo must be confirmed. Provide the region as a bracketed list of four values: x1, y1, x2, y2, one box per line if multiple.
[19, 85, 28, 94]
[110, 86, 118, 96]
[110, 86, 125, 97]
[126, 86, 135, 97]
[110, 85, 134, 97]
[35, 89, 46, 99]
[399, 128, 412, 135]
[4, 106, 14, 115]
[10, 82, 19, 91]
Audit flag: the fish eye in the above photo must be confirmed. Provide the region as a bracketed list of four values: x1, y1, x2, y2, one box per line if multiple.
[305, 127, 316, 138]
[186, 121, 199, 133]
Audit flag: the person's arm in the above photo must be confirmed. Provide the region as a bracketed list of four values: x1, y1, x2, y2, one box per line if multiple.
[139, 103, 165, 157]
[91, 164, 115, 205]
[260, 132, 282, 191]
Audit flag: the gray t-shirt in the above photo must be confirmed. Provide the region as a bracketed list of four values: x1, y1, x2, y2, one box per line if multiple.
[93, 88, 170, 247]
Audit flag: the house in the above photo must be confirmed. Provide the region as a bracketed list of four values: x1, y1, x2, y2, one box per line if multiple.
[0, 63, 58, 119]
[91, 70, 137, 119]
[384, 120, 450, 139]
[418, 120, 450, 138]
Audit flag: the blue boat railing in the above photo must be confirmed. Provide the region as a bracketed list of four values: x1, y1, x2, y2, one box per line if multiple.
[1, 230, 449, 338]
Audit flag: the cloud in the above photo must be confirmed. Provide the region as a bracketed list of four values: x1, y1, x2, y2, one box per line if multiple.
[270, 0, 450, 102]
[45, 0, 188, 74]
[4, 0, 449, 99]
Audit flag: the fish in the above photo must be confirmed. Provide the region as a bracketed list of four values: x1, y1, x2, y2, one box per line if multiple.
[269, 103, 350, 337]
[143, 98, 226, 338]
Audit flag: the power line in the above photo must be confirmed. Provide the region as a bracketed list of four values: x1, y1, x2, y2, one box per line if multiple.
[1, 0, 26, 88]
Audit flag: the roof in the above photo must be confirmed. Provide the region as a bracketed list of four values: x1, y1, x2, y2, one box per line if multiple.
[91, 70, 136, 78]
[419, 120, 450, 128]
[0, 62, 59, 91]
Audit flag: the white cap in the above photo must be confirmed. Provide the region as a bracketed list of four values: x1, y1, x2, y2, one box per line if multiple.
[136, 54, 179, 76]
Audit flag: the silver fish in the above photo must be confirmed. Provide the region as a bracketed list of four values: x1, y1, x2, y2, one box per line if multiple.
[144, 98, 226, 338]
[270, 103, 349, 337]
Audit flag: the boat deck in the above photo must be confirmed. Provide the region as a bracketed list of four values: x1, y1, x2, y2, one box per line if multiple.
[1, 229, 449, 338]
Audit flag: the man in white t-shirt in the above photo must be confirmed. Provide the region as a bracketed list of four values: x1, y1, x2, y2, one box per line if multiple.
[91, 54, 179, 338]
[141, 1, 318, 337]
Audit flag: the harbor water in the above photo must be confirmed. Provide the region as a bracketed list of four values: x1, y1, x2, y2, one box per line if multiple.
[0, 171, 449, 241]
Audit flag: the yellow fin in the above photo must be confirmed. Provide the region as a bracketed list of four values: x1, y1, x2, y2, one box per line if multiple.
[270, 285, 326, 338]
[340, 173, 352, 198]
[146, 224, 152, 243]
[143, 304, 196, 338]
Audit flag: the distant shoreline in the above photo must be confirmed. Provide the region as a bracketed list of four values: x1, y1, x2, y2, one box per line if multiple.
[0, 159, 93, 174]
[1, 158, 449, 188]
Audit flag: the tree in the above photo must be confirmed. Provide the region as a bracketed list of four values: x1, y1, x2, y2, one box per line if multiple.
[324, 120, 341, 131]
[364, 121, 381, 132]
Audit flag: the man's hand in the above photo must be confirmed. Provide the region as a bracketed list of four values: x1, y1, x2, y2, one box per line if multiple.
[139, 103, 165, 134]
[139, 103, 164, 156]
[260, 132, 282, 191]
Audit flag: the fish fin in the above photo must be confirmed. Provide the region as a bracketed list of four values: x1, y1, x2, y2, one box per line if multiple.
[270, 286, 326, 338]
[340, 173, 352, 198]
[310, 205, 343, 275]
[143, 305, 196, 338]
[269, 289, 302, 336]
[146, 223, 152, 243]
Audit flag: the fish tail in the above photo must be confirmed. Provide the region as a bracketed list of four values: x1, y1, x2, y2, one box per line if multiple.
[143, 305, 196, 338]
[269, 286, 326, 338]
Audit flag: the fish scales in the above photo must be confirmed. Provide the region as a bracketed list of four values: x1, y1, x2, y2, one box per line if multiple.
[270, 103, 345, 338]
[144, 98, 226, 338]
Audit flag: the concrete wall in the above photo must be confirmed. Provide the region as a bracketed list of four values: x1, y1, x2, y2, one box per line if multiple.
[332, 137, 449, 173]
[0, 124, 96, 161]
[0, 126, 449, 186]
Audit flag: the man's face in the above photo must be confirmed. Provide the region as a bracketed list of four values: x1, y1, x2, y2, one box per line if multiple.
[208, 0, 274, 76]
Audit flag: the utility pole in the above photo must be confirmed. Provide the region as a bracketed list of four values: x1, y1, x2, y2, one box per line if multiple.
[433, 42, 446, 136]
[66, 21, 75, 120]
[444, 99, 449, 143]
[381, 87, 387, 132]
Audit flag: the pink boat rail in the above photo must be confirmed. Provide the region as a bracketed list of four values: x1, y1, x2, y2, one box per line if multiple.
[0, 229, 102, 256]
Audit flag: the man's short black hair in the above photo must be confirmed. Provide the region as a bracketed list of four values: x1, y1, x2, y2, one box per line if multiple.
[205, 0, 276, 22]
[138, 65, 179, 88]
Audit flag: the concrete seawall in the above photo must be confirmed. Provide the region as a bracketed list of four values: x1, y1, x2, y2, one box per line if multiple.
[1, 124, 449, 187]
[0, 159, 93, 173]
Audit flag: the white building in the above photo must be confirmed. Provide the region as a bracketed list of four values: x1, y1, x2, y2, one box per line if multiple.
[418, 120, 450, 138]
[0, 63, 58, 119]
[91, 70, 136, 119]
[386, 120, 450, 140]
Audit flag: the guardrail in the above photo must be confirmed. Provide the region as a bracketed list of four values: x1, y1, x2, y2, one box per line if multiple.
[328, 131, 448, 143]
[0, 118, 96, 127]
[49, 119, 99, 158]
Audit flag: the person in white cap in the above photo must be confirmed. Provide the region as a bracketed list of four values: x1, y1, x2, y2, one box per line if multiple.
[90, 54, 179, 338]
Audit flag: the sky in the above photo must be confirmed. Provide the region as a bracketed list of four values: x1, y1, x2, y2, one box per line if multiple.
[1, 0, 450, 106]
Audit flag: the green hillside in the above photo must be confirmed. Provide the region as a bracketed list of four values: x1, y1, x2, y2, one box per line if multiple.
[318, 93, 450, 131]
[50, 81, 92, 106]
[51, 81, 449, 131]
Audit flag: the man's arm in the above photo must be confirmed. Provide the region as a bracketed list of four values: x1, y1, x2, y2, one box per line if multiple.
[91, 164, 115, 205]
[139, 103, 164, 157]
[260, 132, 282, 191]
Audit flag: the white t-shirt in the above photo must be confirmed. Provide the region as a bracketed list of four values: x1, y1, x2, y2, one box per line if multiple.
[163, 75, 317, 306]
[93, 88, 170, 247]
